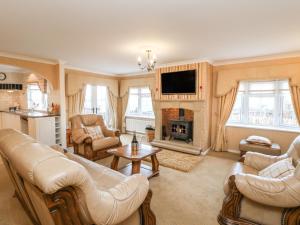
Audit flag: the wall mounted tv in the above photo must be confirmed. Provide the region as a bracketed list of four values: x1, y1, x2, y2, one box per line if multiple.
[161, 69, 196, 94]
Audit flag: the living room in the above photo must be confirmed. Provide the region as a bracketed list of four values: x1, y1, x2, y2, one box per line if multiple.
[0, 1, 300, 225]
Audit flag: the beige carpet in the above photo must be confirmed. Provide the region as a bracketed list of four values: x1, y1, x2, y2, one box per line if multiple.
[0, 134, 240, 225]
[144, 149, 204, 172]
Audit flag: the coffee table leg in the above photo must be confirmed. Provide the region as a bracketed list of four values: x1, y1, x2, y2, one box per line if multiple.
[111, 156, 119, 170]
[151, 154, 159, 173]
[132, 160, 141, 174]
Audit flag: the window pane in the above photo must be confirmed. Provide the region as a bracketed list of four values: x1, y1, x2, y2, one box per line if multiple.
[248, 81, 275, 91]
[248, 96, 275, 126]
[141, 96, 154, 116]
[280, 92, 298, 127]
[27, 83, 47, 110]
[127, 95, 139, 114]
[130, 88, 138, 94]
[228, 94, 242, 123]
[141, 87, 150, 94]
[83, 85, 93, 113]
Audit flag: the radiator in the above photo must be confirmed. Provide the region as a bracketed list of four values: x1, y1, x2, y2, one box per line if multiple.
[125, 117, 155, 134]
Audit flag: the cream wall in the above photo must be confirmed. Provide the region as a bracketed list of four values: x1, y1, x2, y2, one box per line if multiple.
[211, 57, 300, 152]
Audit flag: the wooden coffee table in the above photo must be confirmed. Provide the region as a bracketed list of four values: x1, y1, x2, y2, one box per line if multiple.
[107, 144, 161, 179]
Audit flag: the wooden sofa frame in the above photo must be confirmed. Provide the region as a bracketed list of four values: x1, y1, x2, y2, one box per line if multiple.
[218, 175, 300, 225]
[1, 154, 156, 225]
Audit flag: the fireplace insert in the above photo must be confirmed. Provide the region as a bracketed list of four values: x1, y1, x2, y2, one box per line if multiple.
[169, 120, 193, 143]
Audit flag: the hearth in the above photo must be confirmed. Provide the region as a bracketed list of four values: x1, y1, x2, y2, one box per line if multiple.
[169, 120, 193, 143]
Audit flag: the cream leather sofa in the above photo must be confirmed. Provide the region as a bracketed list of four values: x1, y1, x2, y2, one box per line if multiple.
[0, 129, 156, 225]
[219, 135, 300, 225]
[70, 114, 121, 161]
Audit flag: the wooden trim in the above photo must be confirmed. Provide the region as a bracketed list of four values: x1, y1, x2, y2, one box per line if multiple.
[140, 190, 156, 225]
[44, 187, 89, 225]
[282, 207, 300, 225]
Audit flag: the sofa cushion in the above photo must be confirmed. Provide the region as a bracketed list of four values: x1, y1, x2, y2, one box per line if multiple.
[246, 135, 272, 146]
[92, 137, 119, 151]
[258, 157, 295, 178]
[84, 125, 104, 140]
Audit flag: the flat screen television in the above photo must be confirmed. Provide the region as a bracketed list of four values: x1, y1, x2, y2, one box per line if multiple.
[161, 70, 196, 94]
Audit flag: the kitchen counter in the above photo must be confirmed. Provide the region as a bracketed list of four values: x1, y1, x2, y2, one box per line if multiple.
[0, 110, 60, 118]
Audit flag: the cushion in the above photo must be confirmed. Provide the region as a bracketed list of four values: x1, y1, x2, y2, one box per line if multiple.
[246, 135, 272, 146]
[84, 125, 104, 140]
[92, 137, 120, 151]
[258, 158, 295, 178]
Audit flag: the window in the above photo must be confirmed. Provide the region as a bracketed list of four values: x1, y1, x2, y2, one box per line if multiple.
[27, 83, 48, 110]
[126, 87, 154, 118]
[83, 84, 112, 127]
[228, 80, 299, 130]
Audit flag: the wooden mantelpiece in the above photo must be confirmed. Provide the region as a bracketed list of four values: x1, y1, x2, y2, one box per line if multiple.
[155, 62, 212, 101]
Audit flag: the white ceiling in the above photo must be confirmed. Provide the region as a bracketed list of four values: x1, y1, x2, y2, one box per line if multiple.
[0, 0, 300, 75]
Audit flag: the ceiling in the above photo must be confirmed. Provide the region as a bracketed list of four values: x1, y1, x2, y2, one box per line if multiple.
[0, 0, 300, 75]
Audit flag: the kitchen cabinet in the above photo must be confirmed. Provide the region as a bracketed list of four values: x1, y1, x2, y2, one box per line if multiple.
[28, 117, 56, 146]
[1, 112, 21, 131]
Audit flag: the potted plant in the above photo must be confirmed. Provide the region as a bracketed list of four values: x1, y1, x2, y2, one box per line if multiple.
[145, 125, 155, 142]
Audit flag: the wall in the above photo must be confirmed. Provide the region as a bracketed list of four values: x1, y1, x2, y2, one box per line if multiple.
[211, 57, 300, 152]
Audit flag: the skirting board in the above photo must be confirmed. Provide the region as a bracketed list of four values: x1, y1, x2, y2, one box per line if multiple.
[227, 149, 240, 154]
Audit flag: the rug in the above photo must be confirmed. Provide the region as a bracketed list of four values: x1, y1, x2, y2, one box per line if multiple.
[144, 149, 204, 172]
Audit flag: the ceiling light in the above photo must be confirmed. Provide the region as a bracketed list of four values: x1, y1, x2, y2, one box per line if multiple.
[137, 50, 157, 72]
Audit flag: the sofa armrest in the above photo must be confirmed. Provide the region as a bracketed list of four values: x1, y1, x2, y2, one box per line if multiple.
[235, 173, 300, 208]
[89, 174, 149, 225]
[244, 152, 287, 170]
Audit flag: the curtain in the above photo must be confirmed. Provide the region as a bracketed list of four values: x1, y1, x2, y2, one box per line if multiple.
[67, 85, 86, 119]
[212, 83, 239, 152]
[150, 88, 156, 118]
[107, 88, 118, 129]
[289, 83, 300, 125]
[121, 91, 129, 133]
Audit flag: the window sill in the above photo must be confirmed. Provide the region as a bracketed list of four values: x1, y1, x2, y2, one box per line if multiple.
[226, 123, 300, 133]
[125, 115, 155, 120]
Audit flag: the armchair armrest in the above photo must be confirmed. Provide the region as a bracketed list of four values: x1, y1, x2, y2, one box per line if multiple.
[89, 174, 149, 225]
[72, 129, 92, 145]
[235, 173, 300, 208]
[103, 128, 120, 138]
[244, 152, 287, 170]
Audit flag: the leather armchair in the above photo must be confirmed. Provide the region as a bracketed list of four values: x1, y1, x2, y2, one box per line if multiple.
[0, 129, 156, 225]
[70, 114, 121, 160]
[219, 135, 300, 225]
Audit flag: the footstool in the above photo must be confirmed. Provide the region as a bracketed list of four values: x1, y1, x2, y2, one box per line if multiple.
[239, 139, 281, 156]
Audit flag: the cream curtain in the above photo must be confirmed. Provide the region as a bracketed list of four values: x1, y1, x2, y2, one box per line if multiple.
[107, 88, 118, 129]
[121, 91, 129, 133]
[289, 83, 300, 125]
[67, 85, 86, 119]
[150, 88, 156, 118]
[213, 83, 239, 152]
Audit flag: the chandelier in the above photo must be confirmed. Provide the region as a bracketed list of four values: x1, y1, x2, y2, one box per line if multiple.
[137, 50, 157, 72]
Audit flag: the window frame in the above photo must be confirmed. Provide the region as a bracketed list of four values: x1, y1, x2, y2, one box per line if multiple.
[126, 86, 154, 119]
[227, 80, 299, 131]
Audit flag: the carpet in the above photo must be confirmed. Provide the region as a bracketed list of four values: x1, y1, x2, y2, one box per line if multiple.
[144, 149, 204, 172]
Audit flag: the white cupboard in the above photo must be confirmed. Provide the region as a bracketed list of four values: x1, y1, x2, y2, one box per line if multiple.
[1, 112, 21, 131]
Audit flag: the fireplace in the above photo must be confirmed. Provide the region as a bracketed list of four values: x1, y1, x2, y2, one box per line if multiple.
[170, 120, 193, 143]
[161, 108, 193, 143]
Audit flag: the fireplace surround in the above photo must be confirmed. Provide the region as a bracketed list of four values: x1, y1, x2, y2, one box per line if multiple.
[151, 62, 213, 155]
